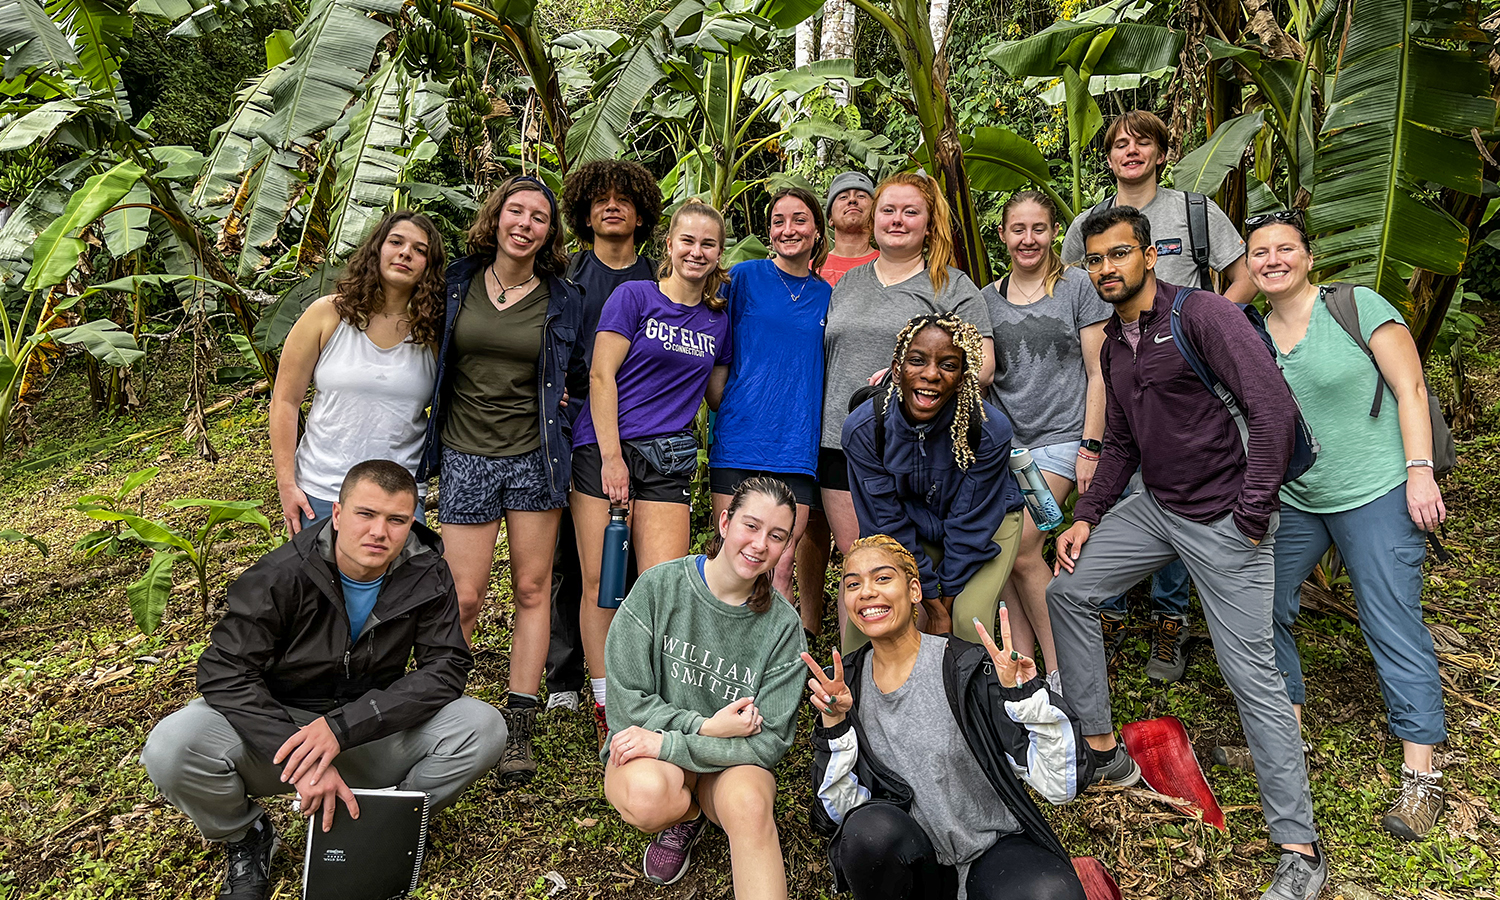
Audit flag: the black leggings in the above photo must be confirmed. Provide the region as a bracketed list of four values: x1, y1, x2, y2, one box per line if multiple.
[829, 804, 1086, 900]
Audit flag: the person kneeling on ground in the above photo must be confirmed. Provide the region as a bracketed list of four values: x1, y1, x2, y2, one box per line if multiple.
[602, 477, 808, 899]
[842, 311, 1026, 649]
[807, 535, 1090, 900]
[141, 459, 506, 900]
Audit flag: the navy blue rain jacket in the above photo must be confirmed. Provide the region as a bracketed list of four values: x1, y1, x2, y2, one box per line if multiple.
[842, 396, 1024, 599]
[416, 255, 590, 506]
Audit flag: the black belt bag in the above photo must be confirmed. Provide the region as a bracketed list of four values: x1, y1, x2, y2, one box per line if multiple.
[625, 431, 700, 476]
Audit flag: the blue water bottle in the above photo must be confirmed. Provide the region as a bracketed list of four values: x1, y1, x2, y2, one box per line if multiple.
[1009, 448, 1065, 531]
[598, 506, 631, 609]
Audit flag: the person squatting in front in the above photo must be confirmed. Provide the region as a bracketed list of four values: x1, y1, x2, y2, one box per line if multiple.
[601, 477, 808, 899]
[842, 312, 1025, 647]
[1045, 205, 1326, 900]
[806, 535, 1090, 900]
[141, 460, 505, 900]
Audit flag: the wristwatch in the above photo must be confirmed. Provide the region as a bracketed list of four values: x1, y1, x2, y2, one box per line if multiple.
[1406, 459, 1433, 469]
[1080, 438, 1104, 454]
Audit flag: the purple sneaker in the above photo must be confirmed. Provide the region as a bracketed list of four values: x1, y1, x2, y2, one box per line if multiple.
[642, 814, 707, 885]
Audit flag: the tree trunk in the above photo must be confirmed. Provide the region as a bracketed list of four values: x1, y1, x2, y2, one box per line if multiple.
[821, 0, 856, 107]
[796, 20, 816, 68]
[929, 0, 950, 56]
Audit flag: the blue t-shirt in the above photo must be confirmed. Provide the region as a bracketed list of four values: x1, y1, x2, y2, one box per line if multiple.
[709, 259, 831, 476]
[340, 571, 384, 641]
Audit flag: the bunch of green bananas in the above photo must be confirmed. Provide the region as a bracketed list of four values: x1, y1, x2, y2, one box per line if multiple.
[447, 73, 492, 147]
[401, 0, 466, 82]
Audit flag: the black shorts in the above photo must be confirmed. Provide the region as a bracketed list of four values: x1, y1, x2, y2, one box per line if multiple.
[708, 467, 819, 507]
[817, 447, 851, 494]
[572, 442, 693, 505]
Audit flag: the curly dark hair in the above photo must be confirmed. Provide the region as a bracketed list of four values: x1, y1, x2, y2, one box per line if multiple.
[332, 210, 446, 347]
[561, 159, 663, 246]
[466, 176, 568, 277]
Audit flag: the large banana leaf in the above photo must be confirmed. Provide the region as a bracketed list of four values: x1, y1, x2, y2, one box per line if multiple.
[565, 39, 666, 166]
[255, 0, 398, 148]
[988, 21, 1184, 80]
[101, 181, 151, 256]
[232, 149, 297, 279]
[49, 318, 144, 366]
[0, 98, 85, 152]
[326, 61, 417, 256]
[0, 157, 89, 284]
[0, 0, 80, 75]
[192, 65, 280, 214]
[1306, 0, 1495, 311]
[1168, 110, 1264, 196]
[45, 0, 131, 104]
[24, 159, 147, 291]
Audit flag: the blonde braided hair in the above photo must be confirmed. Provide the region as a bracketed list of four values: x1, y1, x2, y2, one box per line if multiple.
[847, 535, 921, 590]
[885, 312, 989, 470]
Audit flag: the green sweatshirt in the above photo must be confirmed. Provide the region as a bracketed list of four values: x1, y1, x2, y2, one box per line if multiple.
[603, 556, 808, 773]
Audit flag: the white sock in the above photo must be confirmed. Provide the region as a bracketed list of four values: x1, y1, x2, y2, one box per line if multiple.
[590, 678, 607, 707]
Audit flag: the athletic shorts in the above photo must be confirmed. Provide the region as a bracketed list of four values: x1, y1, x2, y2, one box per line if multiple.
[817, 447, 851, 494]
[708, 467, 818, 507]
[1027, 440, 1082, 482]
[438, 446, 563, 523]
[571, 442, 693, 505]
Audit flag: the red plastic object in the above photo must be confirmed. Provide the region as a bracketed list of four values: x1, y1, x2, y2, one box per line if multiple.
[1072, 857, 1123, 900]
[1120, 715, 1227, 831]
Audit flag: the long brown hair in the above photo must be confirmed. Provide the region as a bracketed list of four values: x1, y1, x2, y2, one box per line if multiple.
[768, 186, 829, 274]
[706, 476, 797, 613]
[869, 172, 955, 293]
[1000, 190, 1066, 297]
[466, 175, 568, 277]
[333, 210, 445, 347]
[656, 199, 729, 312]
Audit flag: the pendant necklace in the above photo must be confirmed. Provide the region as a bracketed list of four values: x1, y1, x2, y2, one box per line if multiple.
[774, 261, 809, 303]
[488, 264, 536, 303]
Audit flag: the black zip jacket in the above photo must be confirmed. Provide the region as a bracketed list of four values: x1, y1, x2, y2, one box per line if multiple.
[809, 638, 1093, 888]
[196, 519, 471, 762]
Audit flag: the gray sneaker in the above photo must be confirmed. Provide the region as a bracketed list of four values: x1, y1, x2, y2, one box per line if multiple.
[1259, 847, 1327, 900]
[545, 690, 580, 713]
[1381, 767, 1443, 841]
[1088, 744, 1142, 789]
[1144, 614, 1190, 683]
[497, 705, 538, 785]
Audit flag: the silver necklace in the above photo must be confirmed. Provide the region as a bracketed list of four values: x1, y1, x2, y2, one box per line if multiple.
[773, 261, 809, 303]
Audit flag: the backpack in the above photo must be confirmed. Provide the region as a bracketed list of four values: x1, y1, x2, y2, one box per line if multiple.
[847, 383, 985, 461]
[1168, 287, 1319, 484]
[1321, 283, 1455, 477]
[1087, 192, 1213, 290]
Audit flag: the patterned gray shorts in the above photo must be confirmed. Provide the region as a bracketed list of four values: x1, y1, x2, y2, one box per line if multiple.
[438, 446, 562, 523]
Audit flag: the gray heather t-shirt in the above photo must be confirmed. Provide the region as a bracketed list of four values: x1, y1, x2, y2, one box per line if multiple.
[822, 264, 991, 449]
[1061, 187, 1244, 288]
[860, 634, 1018, 897]
[983, 266, 1112, 449]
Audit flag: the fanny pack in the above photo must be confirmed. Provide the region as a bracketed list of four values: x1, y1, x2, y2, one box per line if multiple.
[624, 431, 700, 476]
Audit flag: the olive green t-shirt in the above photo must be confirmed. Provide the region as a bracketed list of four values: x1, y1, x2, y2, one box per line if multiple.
[440, 276, 548, 458]
[1276, 286, 1409, 513]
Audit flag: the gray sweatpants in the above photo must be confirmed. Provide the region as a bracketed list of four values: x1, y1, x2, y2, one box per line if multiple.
[141, 697, 507, 843]
[1046, 491, 1317, 845]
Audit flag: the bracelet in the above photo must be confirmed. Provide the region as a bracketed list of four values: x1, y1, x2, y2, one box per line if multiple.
[1080, 438, 1104, 454]
[1076, 450, 1100, 461]
[1406, 459, 1433, 469]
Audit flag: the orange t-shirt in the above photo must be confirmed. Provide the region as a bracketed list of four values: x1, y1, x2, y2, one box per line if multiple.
[818, 249, 880, 286]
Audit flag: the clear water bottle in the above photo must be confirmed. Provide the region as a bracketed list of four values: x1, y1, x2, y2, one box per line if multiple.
[598, 506, 631, 609]
[1009, 448, 1064, 531]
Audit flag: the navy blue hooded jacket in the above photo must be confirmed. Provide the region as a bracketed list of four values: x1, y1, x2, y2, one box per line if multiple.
[842, 395, 1024, 599]
[416, 255, 590, 506]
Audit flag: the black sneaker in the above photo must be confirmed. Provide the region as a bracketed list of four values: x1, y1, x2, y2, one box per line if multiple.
[221, 815, 278, 900]
[1259, 846, 1328, 900]
[1145, 614, 1190, 683]
[1088, 744, 1142, 789]
[1100, 611, 1128, 664]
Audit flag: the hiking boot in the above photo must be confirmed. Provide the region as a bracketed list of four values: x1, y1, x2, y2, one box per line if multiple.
[1100, 611, 1128, 664]
[497, 705, 538, 785]
[1212, 741, 1313, 774]
[1145, 614, 1190, 683]
[1259, 846, 1327, 900]
[1088, 744, 1142, 789]
[545, 689, 580, 713]
[594, 702, 609, 752]
[1381, 767, 1443, 841]
[221, 814, 278, 900]
[642, 814, 707, 885]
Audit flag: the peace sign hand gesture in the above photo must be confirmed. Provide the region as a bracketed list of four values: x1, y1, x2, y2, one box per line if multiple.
[974, 605, 1039, 690]
[801, 650, 853, 727]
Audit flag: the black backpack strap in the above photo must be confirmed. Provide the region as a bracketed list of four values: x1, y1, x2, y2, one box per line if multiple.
[1185, 192, 1212, 290]
[1322, 283, 1384, 418]
[565, 249, 586, 283]
[872, 388, 888, 461]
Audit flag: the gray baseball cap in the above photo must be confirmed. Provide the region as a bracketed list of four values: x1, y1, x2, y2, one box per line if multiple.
[825, 171, 876, 218]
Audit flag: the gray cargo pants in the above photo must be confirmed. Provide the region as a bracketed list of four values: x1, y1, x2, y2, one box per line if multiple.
[141, 696, 507, 842]
[1046, 491, 1317, 845]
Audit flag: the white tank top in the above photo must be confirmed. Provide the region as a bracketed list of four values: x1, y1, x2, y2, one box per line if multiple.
[294, 319, 437, 501]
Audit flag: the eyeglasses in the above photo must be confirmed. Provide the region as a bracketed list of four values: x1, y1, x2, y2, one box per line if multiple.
[1082, 245, 1146, 273]
[1244, 209, 1304, 230]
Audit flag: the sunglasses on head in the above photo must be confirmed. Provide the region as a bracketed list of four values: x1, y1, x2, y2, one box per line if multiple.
[1244, 209, 1305, 230]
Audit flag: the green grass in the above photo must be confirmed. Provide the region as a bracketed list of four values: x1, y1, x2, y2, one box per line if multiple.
[1, 332, 1498, 899]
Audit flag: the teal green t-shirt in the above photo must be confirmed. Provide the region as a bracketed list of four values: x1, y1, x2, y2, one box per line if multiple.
[1276, 286, 1409, 513]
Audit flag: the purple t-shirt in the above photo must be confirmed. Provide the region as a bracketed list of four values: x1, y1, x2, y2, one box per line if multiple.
[573, 280, 732, 448]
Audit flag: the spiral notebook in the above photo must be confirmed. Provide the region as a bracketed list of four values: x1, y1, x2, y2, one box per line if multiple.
[301, 788, 430, 900]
